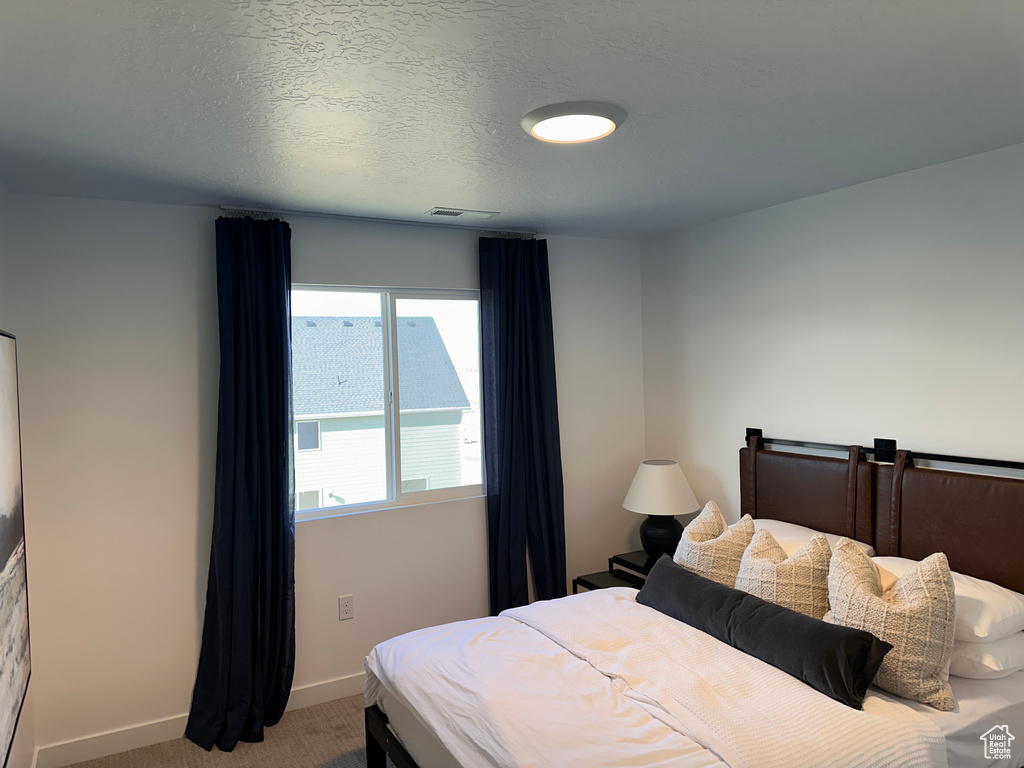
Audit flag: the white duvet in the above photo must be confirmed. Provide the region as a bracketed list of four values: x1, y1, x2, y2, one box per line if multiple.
[365, 588, 947, 768]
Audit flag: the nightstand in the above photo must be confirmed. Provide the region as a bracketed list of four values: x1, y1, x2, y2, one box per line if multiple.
[609, 550, 659, 578]
[572, 549, 659, 593]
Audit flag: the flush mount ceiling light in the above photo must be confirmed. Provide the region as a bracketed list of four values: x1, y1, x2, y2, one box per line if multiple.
[521, 101, 626, 144]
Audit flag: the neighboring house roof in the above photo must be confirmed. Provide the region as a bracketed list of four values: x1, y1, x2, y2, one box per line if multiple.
[292, 316, 470, 417]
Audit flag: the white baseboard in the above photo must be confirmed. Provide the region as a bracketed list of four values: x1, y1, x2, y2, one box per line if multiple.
[287, 671, 367, 711]
[34, 672, 367, 768]
[35, 715, 189, 768]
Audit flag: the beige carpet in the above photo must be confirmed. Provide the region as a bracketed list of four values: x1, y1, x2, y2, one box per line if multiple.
[66, 694, 393, 768]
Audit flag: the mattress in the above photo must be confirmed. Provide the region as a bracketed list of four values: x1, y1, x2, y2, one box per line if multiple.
[365, 588, 953, 768]
[371, 683, 459, 768]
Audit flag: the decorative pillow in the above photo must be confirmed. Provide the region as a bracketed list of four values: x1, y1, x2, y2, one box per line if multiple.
[874, 556, 1024, 642]
[754, 518, 875, 557]
[637, 555, 892, 710]
[949, 633, 1024, 680]
[825, 538, 956, 711]
[672, 501, 754, 587]
[735, 530, 830, 619]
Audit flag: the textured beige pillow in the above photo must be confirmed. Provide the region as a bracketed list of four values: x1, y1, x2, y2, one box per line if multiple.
[672, 501, 754, 587]
[824, 538, 956, 711]
[735, 530, 831, 619]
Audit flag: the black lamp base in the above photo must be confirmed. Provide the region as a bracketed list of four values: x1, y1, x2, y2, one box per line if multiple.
[638, 514, 684, 559]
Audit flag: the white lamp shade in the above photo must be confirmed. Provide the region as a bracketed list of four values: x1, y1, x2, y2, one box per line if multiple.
[622, 459, 699, 517]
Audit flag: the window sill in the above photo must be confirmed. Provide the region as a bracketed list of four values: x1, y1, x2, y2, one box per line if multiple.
[295, 485, 485, 523]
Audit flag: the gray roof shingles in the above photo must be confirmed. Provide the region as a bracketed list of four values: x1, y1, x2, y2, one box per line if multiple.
[291, 316, 470, 417]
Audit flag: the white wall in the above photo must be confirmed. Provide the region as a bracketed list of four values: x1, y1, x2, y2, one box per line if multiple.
[641, 141, 1024, 521]
[0, 182, 37, 768]
[0, 183, 11, 326]
[546, 235, 648, 576]
[1, 197, 645, 763]
[3, 196, 220, 764]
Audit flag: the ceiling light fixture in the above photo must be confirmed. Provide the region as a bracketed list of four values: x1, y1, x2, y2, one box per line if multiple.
[521, 101, 626, 144]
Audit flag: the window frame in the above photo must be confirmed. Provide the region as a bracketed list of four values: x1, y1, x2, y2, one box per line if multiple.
[292, 284, 485, 522]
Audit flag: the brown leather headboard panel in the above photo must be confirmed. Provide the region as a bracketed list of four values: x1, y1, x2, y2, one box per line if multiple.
[875, 461, 1024, 594]
[740, 436, 1024, 593]
[739, 447, 875, 544]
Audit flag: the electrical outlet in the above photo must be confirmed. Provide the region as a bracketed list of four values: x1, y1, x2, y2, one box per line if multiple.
[339, 594, 354, 621]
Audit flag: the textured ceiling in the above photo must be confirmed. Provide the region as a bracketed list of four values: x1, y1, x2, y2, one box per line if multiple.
[1, 1, 1023, 237]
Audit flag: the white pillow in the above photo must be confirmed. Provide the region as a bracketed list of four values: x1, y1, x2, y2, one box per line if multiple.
[949, 633, 1024, 680]
[753, 518, 875, 558]
[874, 556, 1024, 642]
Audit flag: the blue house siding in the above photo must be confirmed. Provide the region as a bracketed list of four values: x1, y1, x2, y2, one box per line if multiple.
[294, 411, 471, 508]
[399, 410, 465, 491]
[295, 415, 387, 508]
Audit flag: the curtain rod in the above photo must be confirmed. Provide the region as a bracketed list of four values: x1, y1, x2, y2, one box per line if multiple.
[219, 205, 537, 238]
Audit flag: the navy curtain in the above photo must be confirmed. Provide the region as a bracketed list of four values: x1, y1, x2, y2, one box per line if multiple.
[479, 237, 566, 615]
[185, 217, 296, 752]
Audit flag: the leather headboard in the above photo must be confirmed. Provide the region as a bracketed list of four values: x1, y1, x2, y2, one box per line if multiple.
[739, 441, 1024, 593]
[875, 452, 1024, 594]
[739, 446, 875, 545]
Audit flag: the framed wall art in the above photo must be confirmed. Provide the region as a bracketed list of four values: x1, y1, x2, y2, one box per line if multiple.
[0, 330, 30, 768]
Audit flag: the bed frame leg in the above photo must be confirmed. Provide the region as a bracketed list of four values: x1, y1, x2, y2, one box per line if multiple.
[365, 705, 388, 768]
[365, 704, 423, 768]
[367, 734, 386, 768]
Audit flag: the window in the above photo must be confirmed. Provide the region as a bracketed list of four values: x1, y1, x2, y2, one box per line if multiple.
[296, 489, 322, 511]
[291, 287, 483, 517]
[296, 420, 321, 451]
[401, 477, 429, 493]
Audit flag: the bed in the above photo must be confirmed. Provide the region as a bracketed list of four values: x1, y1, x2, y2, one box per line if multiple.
[364, 431, 1024, 768]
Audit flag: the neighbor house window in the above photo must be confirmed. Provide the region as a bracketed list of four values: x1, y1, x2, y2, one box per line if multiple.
[290, 287, 483, 517]
[401, 477, 429, 493]
[296, 489, 322, 511]
[296, 420, 321, 451]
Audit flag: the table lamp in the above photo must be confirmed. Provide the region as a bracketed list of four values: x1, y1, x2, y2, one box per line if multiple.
[623, 459, 700, 559]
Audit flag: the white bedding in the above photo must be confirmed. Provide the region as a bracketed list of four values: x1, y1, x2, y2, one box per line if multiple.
[365, 588, 948, 768]
[366, 665, 1024, 768]
[916, 673, 1024, 768]
[365, 608, 724, 767]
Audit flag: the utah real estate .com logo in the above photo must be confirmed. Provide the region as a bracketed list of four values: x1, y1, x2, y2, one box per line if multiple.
[980, 725, 1015, 761]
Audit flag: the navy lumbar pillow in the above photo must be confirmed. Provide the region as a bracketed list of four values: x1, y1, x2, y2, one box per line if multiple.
[636, 555, 892, 709]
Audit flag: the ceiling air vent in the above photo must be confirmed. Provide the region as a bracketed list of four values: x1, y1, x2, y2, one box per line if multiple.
[425, 207, 499, 220]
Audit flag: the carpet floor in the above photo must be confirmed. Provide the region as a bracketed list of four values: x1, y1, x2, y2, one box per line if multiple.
[66, 694, 392, 768]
